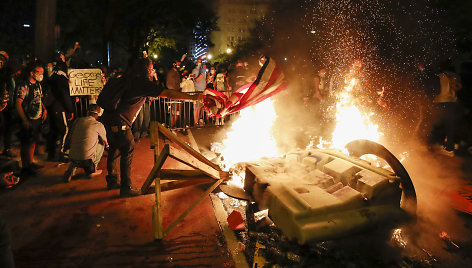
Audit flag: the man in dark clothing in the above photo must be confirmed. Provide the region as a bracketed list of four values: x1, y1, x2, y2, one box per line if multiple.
[46, 61, 75, 161]
[166, 61, 181, 91]
[15, 62, 48, 176]
[166, 61, 182, 128]
[0, 51, 16, 158]
[100, 57, 201, 197]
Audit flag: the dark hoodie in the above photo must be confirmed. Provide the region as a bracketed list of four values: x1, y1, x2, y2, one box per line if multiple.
[47, 63, 75, 114]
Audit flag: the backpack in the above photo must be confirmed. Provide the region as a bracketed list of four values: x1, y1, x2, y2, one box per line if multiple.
[97, 77, 128, 111]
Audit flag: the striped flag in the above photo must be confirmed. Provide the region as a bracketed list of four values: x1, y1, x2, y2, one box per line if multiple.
[203, 56, 287, 117]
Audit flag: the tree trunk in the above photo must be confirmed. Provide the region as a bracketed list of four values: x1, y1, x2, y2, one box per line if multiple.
[34, 0, 56, 62]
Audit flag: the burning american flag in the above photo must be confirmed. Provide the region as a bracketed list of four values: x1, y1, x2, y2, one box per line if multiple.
[202, 56, 288, 117]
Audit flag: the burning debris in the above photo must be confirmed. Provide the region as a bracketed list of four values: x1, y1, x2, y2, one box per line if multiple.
[229, 141, 413, 244]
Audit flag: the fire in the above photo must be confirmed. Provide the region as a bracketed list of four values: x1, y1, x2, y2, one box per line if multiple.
[330, 78, 382, 149]
[218, 62, 384, 187]
[220, 98, 278, 166]
[219, 98, 279, 187]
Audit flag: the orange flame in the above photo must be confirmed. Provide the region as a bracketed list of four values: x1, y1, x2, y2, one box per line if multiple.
[219, 62, 385, 187]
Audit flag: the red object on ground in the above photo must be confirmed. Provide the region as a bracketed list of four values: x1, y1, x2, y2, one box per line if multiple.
[227, 210, 245, 230]
[443, 184, 472, 215]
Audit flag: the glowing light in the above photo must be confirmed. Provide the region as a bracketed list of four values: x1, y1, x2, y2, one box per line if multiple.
[311, 61, 383, 150]
[391, 228, 408, 248]
[207, 54, 213, 60]
[226, 48, 232, 54]
[153, 54, 158, 59]
[23, 24, 30, 28]
[330, 78, 382, 149]
[220, 98, 279, 171]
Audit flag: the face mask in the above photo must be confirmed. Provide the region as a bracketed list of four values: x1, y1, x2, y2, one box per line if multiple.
[35, 74, 44, 82]
[197, 63, 202, 68]
[210, 70, 215, 74]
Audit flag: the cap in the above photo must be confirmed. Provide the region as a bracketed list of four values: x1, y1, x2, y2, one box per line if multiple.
[0, 51, 9, 62]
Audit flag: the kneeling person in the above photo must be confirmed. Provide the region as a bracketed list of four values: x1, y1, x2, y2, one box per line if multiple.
[63, 105, 108, 182]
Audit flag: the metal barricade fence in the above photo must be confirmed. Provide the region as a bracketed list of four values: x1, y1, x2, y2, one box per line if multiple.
[74, 96, 90, 118]
[150, 90, 234, 129]
[73, 91, 235, 130]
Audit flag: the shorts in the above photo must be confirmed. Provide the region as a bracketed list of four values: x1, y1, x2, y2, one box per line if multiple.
[17, 118, 42, 144]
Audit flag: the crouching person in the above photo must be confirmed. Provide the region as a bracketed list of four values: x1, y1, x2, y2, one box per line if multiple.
[63, 105, 108, 182]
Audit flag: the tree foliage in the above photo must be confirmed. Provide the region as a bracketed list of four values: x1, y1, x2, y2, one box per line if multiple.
[55, 0, 216, 68]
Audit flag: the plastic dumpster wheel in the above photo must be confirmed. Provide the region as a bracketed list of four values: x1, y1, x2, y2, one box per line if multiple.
[345, 139, 417, 216]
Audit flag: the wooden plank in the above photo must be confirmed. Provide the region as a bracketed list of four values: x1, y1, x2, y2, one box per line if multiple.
[141, 144, 169, 194]
[210, 194, 250, 268]
[149, 121, 158, 148]
[146, 179, 214, 193]
[163, 178, 224, 237]
[186, 129, 201, 153]
[161, 179, 214, 191]
[168, 145, 221, 180]
[153, 173, 163, 240]
[157, 123, 221, 171]
[157, 169, 207, 178]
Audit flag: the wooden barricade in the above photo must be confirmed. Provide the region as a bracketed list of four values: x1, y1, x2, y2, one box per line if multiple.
[142, 121, 228, 240]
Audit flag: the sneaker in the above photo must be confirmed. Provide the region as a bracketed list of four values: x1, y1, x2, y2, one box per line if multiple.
[120, 186, 141, 197]
[63, 165, 77, 183]
[107, 181, 120, 190]
[21, 167, 38, 176]
[2, 149, 16, 158]
[106, 174, 120, 190]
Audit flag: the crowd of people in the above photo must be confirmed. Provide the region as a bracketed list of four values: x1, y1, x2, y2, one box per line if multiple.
[2, 39, 467, 196]
[0, 41, 262, 194]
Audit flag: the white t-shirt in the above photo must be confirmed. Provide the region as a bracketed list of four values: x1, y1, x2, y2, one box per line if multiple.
[69, 116, 107, 161]
[181, 78, 195, 93]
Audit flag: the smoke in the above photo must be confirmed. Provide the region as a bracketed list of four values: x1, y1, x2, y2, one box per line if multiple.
[246, 0, 457, 152]
[370, 138, 470, 265]
[221, 0, 467, 245]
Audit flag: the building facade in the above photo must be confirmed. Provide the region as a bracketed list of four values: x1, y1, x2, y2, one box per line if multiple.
[210, 0, 274, 56]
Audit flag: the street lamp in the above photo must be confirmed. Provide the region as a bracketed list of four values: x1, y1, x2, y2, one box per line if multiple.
[226, 48, 232, 54]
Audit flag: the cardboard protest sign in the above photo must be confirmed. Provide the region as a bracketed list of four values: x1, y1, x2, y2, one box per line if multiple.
[68, 69, 103, 96]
